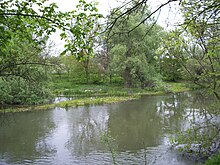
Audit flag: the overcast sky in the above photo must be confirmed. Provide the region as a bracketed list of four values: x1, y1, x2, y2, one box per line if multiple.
[48, 0, 182, 55]
[49, 0, 182, 25]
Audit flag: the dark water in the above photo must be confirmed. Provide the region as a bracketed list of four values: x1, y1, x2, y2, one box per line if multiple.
[0, 92, 216, 165]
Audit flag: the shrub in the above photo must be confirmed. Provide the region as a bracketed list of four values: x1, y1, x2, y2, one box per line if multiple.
[205, 153, 220, 165]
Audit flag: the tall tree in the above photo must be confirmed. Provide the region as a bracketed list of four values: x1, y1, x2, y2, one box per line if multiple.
[61, 0, 102, 84]
[105, 9, 164, 88]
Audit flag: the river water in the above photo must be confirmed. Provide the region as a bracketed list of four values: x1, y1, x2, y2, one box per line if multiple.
[0, 92, 216, 165]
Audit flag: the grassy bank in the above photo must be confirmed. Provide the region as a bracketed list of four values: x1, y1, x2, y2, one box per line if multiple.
[0, 80, 192, 113]
[51, 76, 191, 97]
[0, 96, 139, 113]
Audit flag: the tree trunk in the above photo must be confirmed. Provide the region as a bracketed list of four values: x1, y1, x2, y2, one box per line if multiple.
[83, 60, 89, 84]
[109, 68, 112, 84]
[123, 67, 132, 87]
[85, 66, 89, 84]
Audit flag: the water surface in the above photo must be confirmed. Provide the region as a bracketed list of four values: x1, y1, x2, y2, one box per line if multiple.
[0, 92, 215, 165]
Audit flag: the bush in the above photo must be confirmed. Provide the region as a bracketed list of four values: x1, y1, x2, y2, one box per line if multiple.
[205, 153, 220, 165]
[0, 77, 52, 105]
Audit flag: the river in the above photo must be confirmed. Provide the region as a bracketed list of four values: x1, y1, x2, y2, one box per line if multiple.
[0, 92, 216, 165]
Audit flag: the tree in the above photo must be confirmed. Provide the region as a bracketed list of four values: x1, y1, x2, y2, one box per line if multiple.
[0, 1, 58, 104]
[159, 0, 220, 99]
[106, 0, 219, 34]
[181, 0, 220, 99]
[105, 0, 179, 35]
[0, 0, 102, 69]
[159, 0, 220, 159]
[60, 0, 102, 84]
[105, 0, 220, 161]
[105, 9, 164, 88]
[0, 0, 102, 104]
[157, 30, 187, 82]
[160, 56, 182, 82]
[0, 35, 52, 105]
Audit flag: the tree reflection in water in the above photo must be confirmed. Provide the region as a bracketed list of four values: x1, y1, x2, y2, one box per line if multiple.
[0, 92, 219, 164]
[65, 106, 109, 156]
[0, 110, 56, 164]
[160, 92, 220, 160]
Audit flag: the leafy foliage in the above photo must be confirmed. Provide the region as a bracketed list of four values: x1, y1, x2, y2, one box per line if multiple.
[180, 0, 220, 99]
[105, 10, 164, 88]
[0, 0, 102, 105]
[158, 0, 220, 161]
[0, 34, 52, 105]
[205, 152, 220, 165]
[153, 0, 220, 97]
[0, 77, 52, 105]
[157, 31, 186, 81]
[61, 0, 102, 59]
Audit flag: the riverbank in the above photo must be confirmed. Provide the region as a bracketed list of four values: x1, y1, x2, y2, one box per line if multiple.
[52, 80, 191, 97]
[0, 96, 139, 113]
[0, 82, 191, 113]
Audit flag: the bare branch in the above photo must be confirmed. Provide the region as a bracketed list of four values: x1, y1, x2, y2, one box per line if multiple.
[128, 0, 179, 33]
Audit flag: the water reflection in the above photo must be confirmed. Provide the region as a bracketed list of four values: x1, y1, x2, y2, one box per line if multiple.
[0, 111, 56, 164]
[108, 98, 164, 151]
[0, 92, 217, 165]
[65, 106, 109, 156]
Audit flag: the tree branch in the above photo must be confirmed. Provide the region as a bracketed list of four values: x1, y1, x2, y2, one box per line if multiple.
[0, 12, 70, 31]
[129, 0, 179, 33]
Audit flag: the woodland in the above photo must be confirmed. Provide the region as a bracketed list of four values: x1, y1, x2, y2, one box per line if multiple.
[0, 0, 219, 164]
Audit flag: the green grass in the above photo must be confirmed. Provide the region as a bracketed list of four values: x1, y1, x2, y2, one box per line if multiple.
[205, 152, 220, 165]
[51, 80, 191, 97]
[165, 82, 191, 93]
[56, 96, 139, 107]
[0, 76, 192, 113]
[0, 96, 139, 113]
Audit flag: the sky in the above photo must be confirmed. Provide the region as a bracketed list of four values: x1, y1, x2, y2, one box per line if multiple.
[48, 0, 182, 26]
[48, 0, 182, 55]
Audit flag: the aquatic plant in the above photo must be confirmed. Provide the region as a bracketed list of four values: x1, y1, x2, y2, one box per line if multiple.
[100, 130, 118, 165]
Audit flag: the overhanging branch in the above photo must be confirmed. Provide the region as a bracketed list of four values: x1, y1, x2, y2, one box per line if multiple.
[129, 0, 179, 33]
[0, 12, 70, 31]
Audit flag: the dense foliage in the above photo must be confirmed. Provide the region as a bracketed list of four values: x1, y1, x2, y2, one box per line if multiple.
[0, 35, 52, 105]
[162, 0, 220, 161]
[181, 0, 220, 99]
[205, 153, 220, 165]
[0, 0, 101, 105]
[0, 0, 219, 162]
[101, 10, 165, 88]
